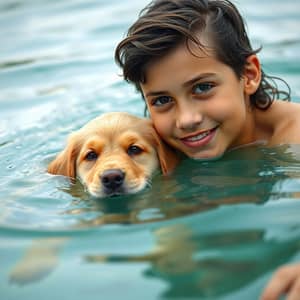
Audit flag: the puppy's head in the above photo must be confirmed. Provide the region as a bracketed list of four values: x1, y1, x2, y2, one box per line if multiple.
[48, 112, 178, 198]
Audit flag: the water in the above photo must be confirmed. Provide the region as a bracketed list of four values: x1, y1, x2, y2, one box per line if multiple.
[1, 1, 300, 299]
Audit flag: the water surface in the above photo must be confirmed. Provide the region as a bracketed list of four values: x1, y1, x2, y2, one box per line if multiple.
[1, 1, 300, 299]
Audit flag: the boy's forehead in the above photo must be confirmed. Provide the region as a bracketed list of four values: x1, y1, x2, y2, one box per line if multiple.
[177, 27, 216, 56]
[147, 29, 215, 69]
[142, 37, 216, 83]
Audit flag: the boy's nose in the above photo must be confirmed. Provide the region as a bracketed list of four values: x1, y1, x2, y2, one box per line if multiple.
[176, 105, 203, 131]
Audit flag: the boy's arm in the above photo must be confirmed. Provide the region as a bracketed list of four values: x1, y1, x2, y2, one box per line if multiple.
[260, 263, 300, 300]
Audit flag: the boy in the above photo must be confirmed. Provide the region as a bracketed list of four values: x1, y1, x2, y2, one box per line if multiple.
[115, 0, 300, 299]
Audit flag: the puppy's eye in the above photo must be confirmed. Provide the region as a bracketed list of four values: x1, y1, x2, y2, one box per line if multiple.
[127, 145, 143, 156]
[85, 151, 98, 161]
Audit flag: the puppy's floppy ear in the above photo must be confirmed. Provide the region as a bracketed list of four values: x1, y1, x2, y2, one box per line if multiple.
[152, 129, 180, 176]
[47, 133, 81, 179]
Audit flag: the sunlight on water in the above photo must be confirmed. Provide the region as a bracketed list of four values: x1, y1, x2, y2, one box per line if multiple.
[0, 1, 300, 300]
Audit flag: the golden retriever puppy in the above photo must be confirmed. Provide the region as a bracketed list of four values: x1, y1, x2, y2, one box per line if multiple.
[48, 112, 178, 197]
[9, 112, 178, 285]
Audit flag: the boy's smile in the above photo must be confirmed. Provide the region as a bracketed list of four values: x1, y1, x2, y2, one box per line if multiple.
[141, 42, 260, 160]
[180, 125, 219, 148]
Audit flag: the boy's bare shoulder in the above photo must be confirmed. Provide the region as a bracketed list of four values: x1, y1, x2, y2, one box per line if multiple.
[265, 100, 300, 144]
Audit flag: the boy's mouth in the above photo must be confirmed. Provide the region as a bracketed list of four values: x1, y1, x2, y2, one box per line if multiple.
[180, 126, 218, 147]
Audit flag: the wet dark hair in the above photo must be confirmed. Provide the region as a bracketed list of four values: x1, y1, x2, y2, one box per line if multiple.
[115, 0, 290, 113]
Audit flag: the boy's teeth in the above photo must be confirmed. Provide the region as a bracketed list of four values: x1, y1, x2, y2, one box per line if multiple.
[186, 131, 209, 141]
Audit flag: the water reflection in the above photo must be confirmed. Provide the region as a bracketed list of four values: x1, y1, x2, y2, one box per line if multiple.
[85, 224, 300, 299]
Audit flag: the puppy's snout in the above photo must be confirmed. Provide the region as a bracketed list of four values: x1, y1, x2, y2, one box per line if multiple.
[101, 169, 125, 191]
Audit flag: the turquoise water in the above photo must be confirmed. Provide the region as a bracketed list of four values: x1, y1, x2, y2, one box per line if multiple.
[1, 1, 300, 299]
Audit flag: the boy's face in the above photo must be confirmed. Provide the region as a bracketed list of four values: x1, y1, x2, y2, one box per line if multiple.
[141, 42, 260, 160]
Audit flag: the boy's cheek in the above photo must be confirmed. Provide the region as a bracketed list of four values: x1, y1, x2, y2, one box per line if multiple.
[152, 117, 172, 138]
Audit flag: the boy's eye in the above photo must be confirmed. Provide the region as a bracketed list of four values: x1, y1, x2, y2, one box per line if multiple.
[152, 96, 172, 107]
[127, 145, 143, 156]
[85, 151, 98, 161]
[193, 83, 214, 95]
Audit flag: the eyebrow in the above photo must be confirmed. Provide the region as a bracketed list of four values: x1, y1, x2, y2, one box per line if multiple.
[145, 73, 216, 98]
[183, 73, 216, 87]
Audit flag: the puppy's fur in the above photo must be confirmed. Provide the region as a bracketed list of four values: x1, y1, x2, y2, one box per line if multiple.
[48, 112, 178, 197]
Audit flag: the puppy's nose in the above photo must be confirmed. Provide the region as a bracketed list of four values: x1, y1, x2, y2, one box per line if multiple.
[101, 169, 125, 191]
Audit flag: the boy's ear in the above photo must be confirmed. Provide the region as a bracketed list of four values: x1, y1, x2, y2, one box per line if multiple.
[243, 54, 261, 95]
[47, 133, 81, 179]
